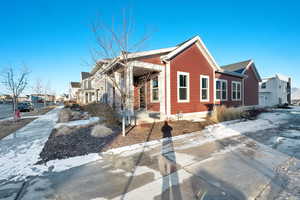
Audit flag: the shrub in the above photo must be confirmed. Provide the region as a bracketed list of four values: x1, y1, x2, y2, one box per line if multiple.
[58, 108, 72, 122]
[91, 124, 113, 138]
[209, 105, 246, 123]
[82, 103, 119, 127]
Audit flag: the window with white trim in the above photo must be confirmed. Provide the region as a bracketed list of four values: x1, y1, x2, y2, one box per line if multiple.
[232, 81, 241, 101]
[215, 79, 227, 101]
[177, 72, 189, 102]
[151, 77, 159, 102]
[200, 75, 209, 101]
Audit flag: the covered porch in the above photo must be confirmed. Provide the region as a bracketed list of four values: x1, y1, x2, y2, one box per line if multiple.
[123, 61, 166, 124]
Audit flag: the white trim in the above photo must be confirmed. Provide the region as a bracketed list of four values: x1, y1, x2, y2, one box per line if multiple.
[150, 76, 159, 103]
[215, 79, 228, 101]
[162, 36, 221, 71]
[200, 75, 210, 102]
[166, 62, 171, 116]
[126, 47, 176, 59]
[242, 60, 262, 82]
[177, 71, 190, 103]
[129, 60, 163, 71]
[231, 81, 242, 101]
[159, 69, 165, 116]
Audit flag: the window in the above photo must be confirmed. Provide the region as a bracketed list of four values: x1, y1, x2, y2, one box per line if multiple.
[200, 75, 209, 101]
[261, 82, 266, 89]
[177, 72, 190, 102]
[215, 79, 227, 101]
[232, 81, 241, 101]
[151, 77, 159, 102]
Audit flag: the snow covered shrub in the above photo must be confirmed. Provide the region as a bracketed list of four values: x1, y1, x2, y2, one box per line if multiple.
[209, 105, 245, 123]
[91, 124, 113, 138]
[59, 108, 72, 122]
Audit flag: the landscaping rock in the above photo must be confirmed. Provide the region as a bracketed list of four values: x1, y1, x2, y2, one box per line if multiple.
[71, 111, 82, 121]
[91, 124, 113, 138]
[55, 126, 73, 136]
[58, 109, 72, 123]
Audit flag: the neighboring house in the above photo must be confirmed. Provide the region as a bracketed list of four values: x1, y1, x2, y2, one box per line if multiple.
[0, 94, 12, 103]
[84, 35, 262, 120]
[259, 74, 291, 107]
[30, 94, 56, 103]
[221, 60, 262, 106]
[69, 82, 81, 102]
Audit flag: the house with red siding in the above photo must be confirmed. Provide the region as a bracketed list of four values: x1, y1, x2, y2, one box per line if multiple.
[89, 36, 261, 122]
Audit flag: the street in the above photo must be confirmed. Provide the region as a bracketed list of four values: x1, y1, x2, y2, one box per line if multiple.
[0, 107, 297, 200]
[0, 103, 49, 120]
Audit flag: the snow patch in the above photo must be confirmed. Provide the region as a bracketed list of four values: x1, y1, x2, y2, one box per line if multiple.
[55, 117, 100, 128]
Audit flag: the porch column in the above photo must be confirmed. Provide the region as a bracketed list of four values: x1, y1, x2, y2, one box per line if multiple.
[159, 67, 166, 119]
[126, 65, 134, 121]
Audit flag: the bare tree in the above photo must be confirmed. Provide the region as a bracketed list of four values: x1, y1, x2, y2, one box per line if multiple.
[91, 11, 152, 136]
[0, 65, 30, 117]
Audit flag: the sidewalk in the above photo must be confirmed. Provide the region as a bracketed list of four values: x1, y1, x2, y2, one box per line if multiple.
[14, 108, 300, 200]
[0, 107, 62, 184]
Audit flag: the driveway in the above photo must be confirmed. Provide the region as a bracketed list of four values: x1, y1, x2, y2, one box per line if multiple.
[3, 107, 300, 200]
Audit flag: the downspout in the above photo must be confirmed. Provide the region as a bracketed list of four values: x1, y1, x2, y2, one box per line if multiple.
[242, 77, 245, 107]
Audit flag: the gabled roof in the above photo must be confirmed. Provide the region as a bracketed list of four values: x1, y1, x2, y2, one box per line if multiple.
[221, 60, 252, 73]
[221, 59, 262, 82]
[81, 72, 91, 80]
[161, 36, 221, 71]
[70, 82, 81, 88]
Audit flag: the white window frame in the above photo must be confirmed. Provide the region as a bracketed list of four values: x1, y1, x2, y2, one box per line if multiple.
[215, 79, 227, 101]
[150, 76, 159, 103]
[177, 71, 190, 103]
[200, 75, 210, 102]
[231, 81, 241, 101]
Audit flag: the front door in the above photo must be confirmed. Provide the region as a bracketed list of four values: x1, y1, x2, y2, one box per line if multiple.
[139, 85, 146, 109]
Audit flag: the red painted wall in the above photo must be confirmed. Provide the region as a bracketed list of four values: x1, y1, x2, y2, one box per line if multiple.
[169, 43, 215, 114]
[215, 72, 243, 107]
[244, 65, 259, 106]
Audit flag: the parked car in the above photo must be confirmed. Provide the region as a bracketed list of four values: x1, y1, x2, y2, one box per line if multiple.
[17, 102, 34, 112]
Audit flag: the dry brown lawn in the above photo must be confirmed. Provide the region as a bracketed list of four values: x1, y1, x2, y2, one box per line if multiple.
[0, 118, 37, 140]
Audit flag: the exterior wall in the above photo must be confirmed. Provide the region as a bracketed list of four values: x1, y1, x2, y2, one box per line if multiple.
[169, 43, 215, 115]
[244, 65, 259, 106]
[215, 72, 243, 107]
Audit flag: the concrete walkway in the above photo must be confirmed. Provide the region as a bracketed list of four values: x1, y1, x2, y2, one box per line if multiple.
[14, 108, 300, 200]
[0, 106, 62, 199]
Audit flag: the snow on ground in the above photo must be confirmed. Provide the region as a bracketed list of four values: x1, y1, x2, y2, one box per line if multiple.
[106, 110, 291, 156]
[0, 107, 62, 183]
[0, 108, 105, 183]
[0, 107, 295, 184]
[34, 153, 102, 173]
[54, 117, 100, 128]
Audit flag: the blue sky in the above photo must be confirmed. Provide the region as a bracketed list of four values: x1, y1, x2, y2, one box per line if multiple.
[1, 0, 299, 95]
